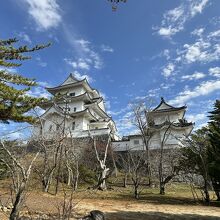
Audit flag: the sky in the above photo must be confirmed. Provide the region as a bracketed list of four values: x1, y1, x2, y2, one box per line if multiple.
[1, 0, 220, 138]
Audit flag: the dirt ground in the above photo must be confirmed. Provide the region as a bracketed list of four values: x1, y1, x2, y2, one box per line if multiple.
[0, 186, 220, 220]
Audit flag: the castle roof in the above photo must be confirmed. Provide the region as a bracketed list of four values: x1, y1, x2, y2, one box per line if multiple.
[45, 73, 99, 96]
[150, 120, 194, 130]
[152, 97, 186, 113]
[85, 102, 111, 119]
[40, 92, 102, 110]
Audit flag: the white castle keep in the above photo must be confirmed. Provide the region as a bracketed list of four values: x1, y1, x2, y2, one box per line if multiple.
[34, 74, 118, 140]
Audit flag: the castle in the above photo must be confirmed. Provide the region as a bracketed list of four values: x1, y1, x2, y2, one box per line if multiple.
[112, 97, 194, 151]
[34, 74, 193, 148]
[34, 74, 118, 140]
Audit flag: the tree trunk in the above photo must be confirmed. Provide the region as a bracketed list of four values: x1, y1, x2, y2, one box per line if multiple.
[204, 180, 210, 203]
[42, 169, 54, 193]
[123, 173, 127, 188]
[134, 186, 139, 199]
[9, 182, 26, 220]
[73, 162, 79, 191]
[97, 167, 109, 190]
[67, 167, 73, 186]
[160, 182, 165, 195]
[132, 177, 139, 199]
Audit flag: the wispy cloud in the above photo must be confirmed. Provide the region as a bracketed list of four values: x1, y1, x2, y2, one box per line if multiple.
[36, 57, 47, 67]
[64, 58, 90, 71]
[181, 40, 220, 64]
[71, 70, 94, 83]
[209, 67, 220, 78]
[160, 26, 220, 80]
[26, 81, 52, 98]
[186, 113, 206, 123]
[101, 44, 114, 53]
[22, 0, 62, 30]
[64, 38, 103, 71]
[181, 71, 206, 80]
[115, 110, 137, 136]
[191, 28, 205, 37]
[162, 63, 175, 77]
[17, 32, 32, 44]
[170, 79, 220, 106]
[155, 0, 209, 38]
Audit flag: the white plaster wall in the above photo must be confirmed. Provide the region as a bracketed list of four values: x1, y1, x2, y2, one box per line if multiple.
[89, 122, 108, 130]
[55, 86, 86, 97]
[152, 111, 183, 125]
[82, 117, 90, 130]
[57, 101, 84, 113]
[66, 116, 84, 131]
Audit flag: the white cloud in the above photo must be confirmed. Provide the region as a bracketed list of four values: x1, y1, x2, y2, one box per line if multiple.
[64, 38, 103, 71]
[37, 81, 51, 87]
[162, 63, 175, 77]
[36, 57, 47, 67]
[156, 0, 209, 37]
[190, 0, 209, 16]
[71, 71, 94, 83]
[163, 49, 170, 60]
[191, 28, 204, 37]
[26, 81, 52, 98]
[22, 0, 62, 30]
[17, 32, 32, 44]
[65, 58, 90, 70]
[180, 39, 220, 64]
[170, 79, 220, 106]
[186, 113, 206, 122]
[115, 111, 136, 136]
[209, 67, 220, 78]
[181, 71, 206, 80]
[101, 44, 114, 53]
[208, 29, 220, 38]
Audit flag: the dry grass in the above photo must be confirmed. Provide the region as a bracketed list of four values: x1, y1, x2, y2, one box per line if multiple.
[0, 180, 220, 220]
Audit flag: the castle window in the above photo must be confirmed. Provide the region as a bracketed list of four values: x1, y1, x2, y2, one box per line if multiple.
[70, 92, 75, 97]
[74, 107, 77, 112]
[134, 140, 139, 145]
[72, 122, 75, 130]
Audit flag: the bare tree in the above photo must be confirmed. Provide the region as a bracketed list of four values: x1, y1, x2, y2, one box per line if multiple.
[157, 122, 176, 195]
[32, 99, 71, 194]
[130, 98, 155, 186]
[0, 140, 39, 220]
[56, 183, 76, 220]
[179, 128, 211, 203]
[89, 135, 111, 190]
[119, 150, 146, 199]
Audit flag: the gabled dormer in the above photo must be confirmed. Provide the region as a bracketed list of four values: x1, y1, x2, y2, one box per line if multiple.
[60, 73, 79, 86]
[150, 97, 187, 124]
[153, 97, 186, 112]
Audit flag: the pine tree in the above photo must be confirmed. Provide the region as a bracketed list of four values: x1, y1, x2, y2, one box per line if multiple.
[0, 38, 50, 123]
[208, 100, 220, 201]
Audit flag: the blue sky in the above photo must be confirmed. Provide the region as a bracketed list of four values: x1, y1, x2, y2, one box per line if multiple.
[1, 0, 220, 138]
